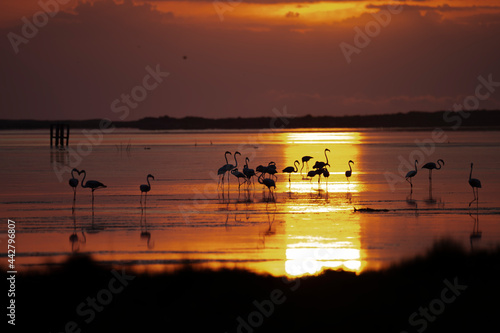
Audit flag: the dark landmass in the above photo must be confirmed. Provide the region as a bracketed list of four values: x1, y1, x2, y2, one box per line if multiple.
[2, 110, 500, 130]
[6, 239, 500, 332]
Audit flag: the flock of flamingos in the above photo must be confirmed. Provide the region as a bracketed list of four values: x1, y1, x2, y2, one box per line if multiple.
[67, 148, 483, 209]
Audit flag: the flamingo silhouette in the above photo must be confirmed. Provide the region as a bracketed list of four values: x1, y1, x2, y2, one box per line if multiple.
[140, 174, 154, 205]
[422, 159, 444, 184]
[300, 156, 313, 175]
[69, 168, 82, 210]
[258, 172, 276, 201]
[307, 169, 322, 184]
[345, 160, 354, 183]
[405, 160, 418, 193]
[468, 163, 482, 207]
[322, 168, 330, 185]
[282, 160, 300, 184]
[266, 162, 278, 180]
[312, 149, 330, 170]
[243, 157, 256, 186]
[217, 151, 232, 188]
[80, 170, 107, 211]
[231, 168, 248, 188]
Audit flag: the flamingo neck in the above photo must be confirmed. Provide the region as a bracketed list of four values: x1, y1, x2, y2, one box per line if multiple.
[349, 162, 352, 172]
[469, 165, 473, 180]
[414, 160, 418, 171]
[225, 153, 229, 164]
[294, 161, 299, 172]
[325, 150, 329, 166]
[147, 177, 151, 187]
[80, 171, 87, 187]
[234, 154, 239, 168]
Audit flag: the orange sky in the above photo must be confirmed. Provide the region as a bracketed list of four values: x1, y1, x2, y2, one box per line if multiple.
[1, 0, 500, 119]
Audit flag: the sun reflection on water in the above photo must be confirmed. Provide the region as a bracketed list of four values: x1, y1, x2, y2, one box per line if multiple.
[280, 131, 365, 276]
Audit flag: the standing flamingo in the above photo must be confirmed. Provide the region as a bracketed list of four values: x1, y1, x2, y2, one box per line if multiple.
[217, 151, 232, 188]
[282, 160, 300, 184]
[345, 160, 354, 183]
[231, 168, 248, 188]
[140, 174, 155, 206]
[258, 172, 276, 201]
[322, 168, 330, 185]
[468, 163, 482, 207]
[301, 156, 314, 175]
[405, 160, 418, 192]
[80, 170, 107, 211]
[422, 159, 444, 184]
[243, 157, 256, 186]
[307, 169, 322, 184]
[312, 149, 330, 170]
[69, 168, 82, 210]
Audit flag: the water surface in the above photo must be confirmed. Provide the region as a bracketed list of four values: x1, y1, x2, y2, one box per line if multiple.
[1, 129, 499, 276]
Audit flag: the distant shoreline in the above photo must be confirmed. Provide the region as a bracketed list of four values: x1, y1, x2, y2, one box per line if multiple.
[1, 110, 500, 130]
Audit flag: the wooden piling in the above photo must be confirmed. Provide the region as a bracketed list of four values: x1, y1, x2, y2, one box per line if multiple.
[50, 123, 70, 147]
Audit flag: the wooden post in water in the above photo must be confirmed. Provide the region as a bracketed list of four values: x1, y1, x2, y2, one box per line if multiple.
[50, 124, 54, 146]
[50, 123, 70, 147]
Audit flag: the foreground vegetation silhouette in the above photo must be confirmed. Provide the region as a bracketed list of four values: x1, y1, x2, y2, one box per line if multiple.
[6, 239, 500, 332]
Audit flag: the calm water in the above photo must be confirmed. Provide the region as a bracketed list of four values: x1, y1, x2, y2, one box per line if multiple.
[1, 129, 499, 276]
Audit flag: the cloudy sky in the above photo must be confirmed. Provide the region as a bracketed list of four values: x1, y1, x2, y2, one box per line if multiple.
[1, 0, 500, 120]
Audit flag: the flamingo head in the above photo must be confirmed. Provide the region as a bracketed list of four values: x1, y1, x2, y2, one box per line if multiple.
[234, 151, 241, 156]
[225, 151, 232, 155]
[349, 160, 354, 164]
[147, 174, 155, 180]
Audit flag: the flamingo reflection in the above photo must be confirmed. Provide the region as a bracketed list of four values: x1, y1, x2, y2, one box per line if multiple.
[69, 211, 86, 252]
[140, 204, 154, 249]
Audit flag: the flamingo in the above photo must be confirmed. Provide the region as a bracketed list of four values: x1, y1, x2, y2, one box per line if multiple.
[322, 168, 330, 185]
[405, 160, 418, 192]
[282, 160, 300, 183]
[258, 172, 276, 201]
[69, 168, 82, 209]
[345, 160, 354, 183]
[468, 163, 482, 207]
[422, 159, 444, 183]
[301, 156, 314, 175]
[217, 151, 232, 188]
[313, 148, 330, 170]
[243, 157, 256, 185]
[231, 168, 248, 188]
[267, 162, 278, 180]
[80, 170, 107, 210]
[307, 169, 322, 184]
[140, 174, 154, 205]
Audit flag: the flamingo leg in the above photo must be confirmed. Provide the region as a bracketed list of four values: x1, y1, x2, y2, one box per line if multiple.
[91, 189, 95, 216]
[469, 187, 476, 207]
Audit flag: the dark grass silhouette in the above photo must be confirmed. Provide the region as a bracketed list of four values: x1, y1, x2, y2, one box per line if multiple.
[6, 239, 500, 333]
